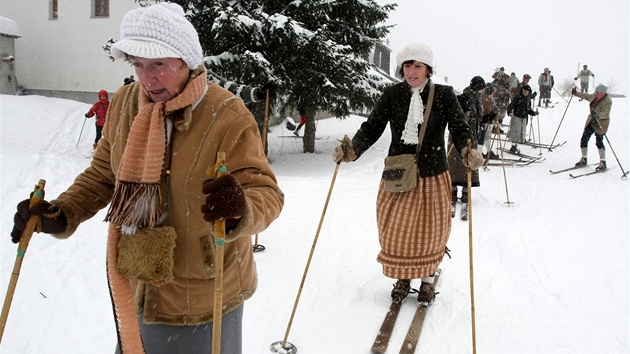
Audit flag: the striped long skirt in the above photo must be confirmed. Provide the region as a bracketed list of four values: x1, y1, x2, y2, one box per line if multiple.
[376, 171, 452, 279]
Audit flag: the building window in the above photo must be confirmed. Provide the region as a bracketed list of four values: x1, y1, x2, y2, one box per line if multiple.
[49, 0, 58, 19]
[93, 0, 109, 18]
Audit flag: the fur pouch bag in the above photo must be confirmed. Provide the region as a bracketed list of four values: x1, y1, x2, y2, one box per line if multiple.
[117, 226, 177, 287]
[382, 154, 418, 193]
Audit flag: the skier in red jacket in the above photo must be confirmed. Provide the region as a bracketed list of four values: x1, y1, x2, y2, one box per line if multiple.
[85, 90, 109, 149]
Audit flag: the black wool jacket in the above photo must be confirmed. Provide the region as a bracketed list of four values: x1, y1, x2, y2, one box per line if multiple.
[507, 94, 536, 119]
[352, 80, 472, 177]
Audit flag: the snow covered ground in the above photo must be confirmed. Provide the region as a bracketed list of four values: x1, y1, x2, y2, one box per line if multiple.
[1, 93, 628, 353]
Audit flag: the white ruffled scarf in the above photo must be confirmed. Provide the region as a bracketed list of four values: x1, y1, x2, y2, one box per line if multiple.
[401, 81, 428, 145]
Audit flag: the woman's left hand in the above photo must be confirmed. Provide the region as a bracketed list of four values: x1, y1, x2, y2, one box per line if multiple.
[201, 174, 247, 223]
[461, 148, 484, 170]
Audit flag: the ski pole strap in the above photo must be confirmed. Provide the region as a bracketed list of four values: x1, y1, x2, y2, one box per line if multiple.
[416, 83, 435, 155]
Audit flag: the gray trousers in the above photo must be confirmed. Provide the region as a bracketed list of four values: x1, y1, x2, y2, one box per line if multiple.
[115, 304, 243, 354]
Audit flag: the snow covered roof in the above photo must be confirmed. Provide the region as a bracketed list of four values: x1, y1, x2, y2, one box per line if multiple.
[0, 16, 21, 38]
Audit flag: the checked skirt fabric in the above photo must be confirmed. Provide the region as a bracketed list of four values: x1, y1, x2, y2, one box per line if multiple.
[376, 171, 452, 280]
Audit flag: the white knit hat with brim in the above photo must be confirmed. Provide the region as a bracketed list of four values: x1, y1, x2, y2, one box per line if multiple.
[110, 2, 203, 70]
[396, 43, 435, 68]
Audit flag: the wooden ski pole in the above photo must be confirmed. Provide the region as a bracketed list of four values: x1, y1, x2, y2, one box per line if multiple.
[602, 134, 629, 178]
[482, 119, 499, 170]
[536, 109, 542, 155]
[254, 91, 271, 252]
[272, 158, 342, 353]
[528, 118, 536, 144]
[553, 86, 568, 102]
[495, 130, 513, 205]
[261, 90, 270, 149]
[592, 119, 629, 178]
[0, 179, 46, 343]
[76, 116, 88, 147]
[466, 140, 477, 354]
[548, 94, 573, 152]
[210, 152, 228, 354]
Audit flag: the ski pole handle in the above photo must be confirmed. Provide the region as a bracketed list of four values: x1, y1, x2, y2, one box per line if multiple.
[18, 180, 47, 252]
[0, 179, 46, 344]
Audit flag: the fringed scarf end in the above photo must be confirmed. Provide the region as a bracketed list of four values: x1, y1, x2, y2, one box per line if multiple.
[105, 182, 163, 234]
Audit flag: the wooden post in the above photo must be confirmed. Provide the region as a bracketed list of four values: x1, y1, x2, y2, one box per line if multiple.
[253, 90, 271, 252]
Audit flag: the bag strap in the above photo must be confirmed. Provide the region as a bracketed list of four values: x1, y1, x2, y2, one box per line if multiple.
[416, 82, 435, 154]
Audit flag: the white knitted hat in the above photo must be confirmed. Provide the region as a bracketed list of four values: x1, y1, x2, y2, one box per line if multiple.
[396, 43, 434, 68]
[110, 2, 203, 70]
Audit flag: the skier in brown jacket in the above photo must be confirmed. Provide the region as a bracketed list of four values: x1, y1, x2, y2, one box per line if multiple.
[11, 3, 283, 353]
[572, 83, 612, 171]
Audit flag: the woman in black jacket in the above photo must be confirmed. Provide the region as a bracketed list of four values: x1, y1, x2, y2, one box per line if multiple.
[448, 76, 486, 220]
[332, 43, 484, 306]
[506, 84, 539, 154]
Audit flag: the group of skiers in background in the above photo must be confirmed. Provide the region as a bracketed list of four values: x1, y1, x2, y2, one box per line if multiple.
[442, 61, 611, 221]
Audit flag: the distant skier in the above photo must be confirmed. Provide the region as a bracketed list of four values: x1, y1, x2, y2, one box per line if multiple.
[85, 89, 109, 149]
[571, 84, 612, 171]
[123, 75, 135, 85]
[480, 83, 499, 159]
[492, 72, 510, 133]
[508, 72, 519, 91]
[506, 84, 539, 154]
[574, 64, 594, 94]
[537, 68, 553, 107]
[449, 75, 486, 220]
[293, 107, 307, 136]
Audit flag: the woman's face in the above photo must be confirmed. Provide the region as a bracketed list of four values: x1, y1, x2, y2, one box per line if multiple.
[403, 61, 429, 88]
[129, 56, 190, 102]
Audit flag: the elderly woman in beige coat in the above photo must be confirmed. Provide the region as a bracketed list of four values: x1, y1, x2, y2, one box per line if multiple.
[572, 83, 613, 171]
[10, 3, 283, 354]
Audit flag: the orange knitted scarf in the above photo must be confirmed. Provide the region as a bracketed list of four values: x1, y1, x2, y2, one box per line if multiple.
[105, 67, 207, 234]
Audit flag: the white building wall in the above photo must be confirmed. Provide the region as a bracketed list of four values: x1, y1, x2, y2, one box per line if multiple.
[0, 0, 140, 101]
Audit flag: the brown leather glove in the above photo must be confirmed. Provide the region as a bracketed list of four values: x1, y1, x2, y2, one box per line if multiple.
[461, 147, 484, 171]
[11, 199, 67, 243]
[332, 135, 356, 163]
[201, 174, 247, 226]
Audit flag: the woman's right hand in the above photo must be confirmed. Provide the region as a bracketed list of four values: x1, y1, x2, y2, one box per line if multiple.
[332, 135, 356, 163]
[11, 200, 67, 243]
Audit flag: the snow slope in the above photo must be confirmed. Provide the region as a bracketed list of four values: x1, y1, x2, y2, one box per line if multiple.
[1, 93, 628, 353]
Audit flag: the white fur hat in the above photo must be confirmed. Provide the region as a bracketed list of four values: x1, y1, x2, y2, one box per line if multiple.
[110, 2, 203, 70]
[396, 43, 434, 68]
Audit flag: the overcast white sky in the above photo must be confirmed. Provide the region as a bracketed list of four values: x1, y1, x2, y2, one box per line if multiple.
[376, 0, 629, 96]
